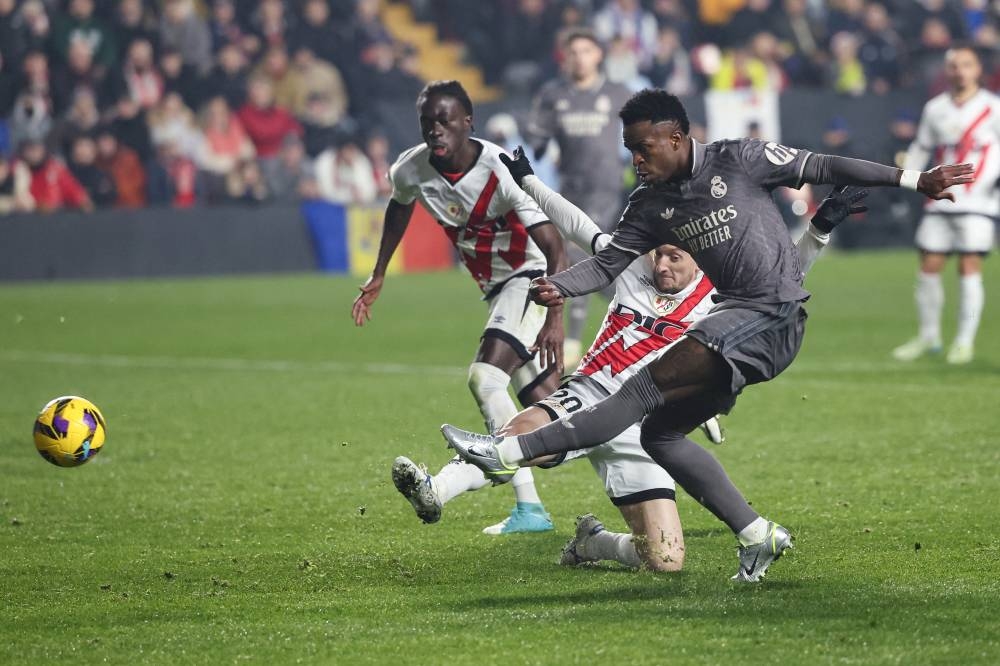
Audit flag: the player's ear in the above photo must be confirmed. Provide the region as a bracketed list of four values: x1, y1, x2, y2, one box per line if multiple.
[670, 129, 683, 149]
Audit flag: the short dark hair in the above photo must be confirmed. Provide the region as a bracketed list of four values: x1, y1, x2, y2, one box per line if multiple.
[417, 80, 473, 116]
[947, 42, 981, 62]
[619, 89, 690, 134]
[560, 27, 603, 52]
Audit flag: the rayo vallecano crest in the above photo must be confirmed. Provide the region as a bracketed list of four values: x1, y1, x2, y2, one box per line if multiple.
[446, 202, 466, 219]
[710, 175, 727, 198]
[652, 294, 679, 314]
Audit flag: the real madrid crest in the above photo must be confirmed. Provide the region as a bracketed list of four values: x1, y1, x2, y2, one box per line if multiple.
[652, 294, 679, 314]
[710, 175, 727, 199]
[595, 94, 612, 113]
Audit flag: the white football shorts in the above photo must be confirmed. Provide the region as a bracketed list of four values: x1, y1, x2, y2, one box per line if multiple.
[534, 376, 676, 505]
[915, 213, 996, 254]
[481, 275, 548, 362]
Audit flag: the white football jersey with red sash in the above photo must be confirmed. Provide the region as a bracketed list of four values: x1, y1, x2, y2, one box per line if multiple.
[909, 89, 1000, 216]
[389, 139, 549, 296]
[575, 253, 716, 394]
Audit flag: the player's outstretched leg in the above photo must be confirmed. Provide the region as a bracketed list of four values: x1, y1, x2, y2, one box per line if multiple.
[391, 455, 490, 524]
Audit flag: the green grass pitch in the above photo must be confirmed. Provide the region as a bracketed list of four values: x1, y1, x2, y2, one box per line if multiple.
[1, 250, 998, 665]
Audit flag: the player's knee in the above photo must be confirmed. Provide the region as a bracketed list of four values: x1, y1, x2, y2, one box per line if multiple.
[467, 362, 511, 401]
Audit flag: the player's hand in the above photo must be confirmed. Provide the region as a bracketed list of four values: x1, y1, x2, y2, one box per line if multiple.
[528, 277, 564, 307]
[351, 274, 384, 326]
[530, 314, 564, 371]
[499, 145, 535, 188]
[918, 163, 975, 202]
[811, 185, 869, 233]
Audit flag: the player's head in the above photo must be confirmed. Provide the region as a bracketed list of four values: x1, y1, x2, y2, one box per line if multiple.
[417, 80, 474, 161]
[651, 244, 697, 294]
[945, 45, 981, 93]
[619, 89, 691, 184]
[561, 28, 604, 81]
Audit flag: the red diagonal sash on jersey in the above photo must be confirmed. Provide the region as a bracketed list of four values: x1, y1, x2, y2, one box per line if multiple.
[579, 275, 715, 377]
[498, 211, 529, 270]
[443, 172, 500, 288]
[954, 106, 992, 191]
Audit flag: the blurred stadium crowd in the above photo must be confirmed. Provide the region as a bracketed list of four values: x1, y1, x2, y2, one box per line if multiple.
[0, 0, 997, 214]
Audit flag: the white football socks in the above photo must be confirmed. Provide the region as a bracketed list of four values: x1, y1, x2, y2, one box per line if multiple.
[511, 467, 541, 503]
[736, 516, 770, 546]
[584, 530, 642, 568]
[497, 436, 526, 466]
[955, 273, 984, 347]
[467, 362, 518, 433]
[916, 271, 944, 344]
[432, 456, 489, 505]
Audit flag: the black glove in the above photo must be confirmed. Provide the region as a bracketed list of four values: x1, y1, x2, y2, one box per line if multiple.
[498, 145, 534, 188]
[811, 185, 869, 234]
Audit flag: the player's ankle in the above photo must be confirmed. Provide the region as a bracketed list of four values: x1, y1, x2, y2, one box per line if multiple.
[497, 437, 525, 466]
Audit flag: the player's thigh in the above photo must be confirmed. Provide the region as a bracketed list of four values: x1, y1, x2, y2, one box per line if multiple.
[476, 277, 547, 373]
[511, 355, 561, 406]
[645, 336, 734, 400]
[618, 499, 685, 572]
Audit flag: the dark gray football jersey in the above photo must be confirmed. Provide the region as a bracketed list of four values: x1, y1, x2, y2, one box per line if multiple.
[526, 76, 632, 199]
[609, 139, 813, 304]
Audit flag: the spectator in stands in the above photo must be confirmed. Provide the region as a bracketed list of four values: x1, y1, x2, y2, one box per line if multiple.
[251, 0, 292, 51]
[267, 133, 314, 201]
[237, 76, 302, 181]
[20, 138, 93, 212]
[49, 88, 101, 156]
[350, 0, 393, 53]
[114, 0, 159, 60]
[52, 0, 117, 69]
[68, 135, 117, 207]
[356, 41, 423, 116]
[253, 46, 308, 116]
[292, 0, 343, 66]
[819, 116, 856, 158]
[0, 0, 25, 68]
[226, 158, 269, 204]
[109, 94, 153, 163]
[593, 0, 659, 72]
[293, 46, 349, 125]
[826, 0, 866, 36]
[210, 0, 260, 57]
[710, 43, 773, 91]
[114, 38, 163, 111]
[148, 91, 200, 159]
[858, 2, 903, 95]
[643, 25, 696, 95]
[300, 92, 345, 158]
[313, 138, 376, 205]
[500, 0, 560, 90]
[95, 126, 147, 207]
[828, 31, 866, 96]
[202, 43, 249, 110]
[195, 95, 256, 202]
[727, 0, 779, 47]
[160, 0, 213, 76]
[0, 51, 19, 119]
[771, 0, 825, 87]
[649, 0, 694, 47]
[160, 46, 202, 110]
[0, 153, 36, 215]
[147, 139, 199, 207]
[50, 39, 109, 113]
[16, 0, 53, 57]
[8, 90, 53, 150]
[914, 0, 967, 42]
[605, 34, 653, 91]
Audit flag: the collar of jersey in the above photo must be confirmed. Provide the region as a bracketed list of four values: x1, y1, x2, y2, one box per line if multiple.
[690, 138, 707, 179]
[430, 139, 484, 187]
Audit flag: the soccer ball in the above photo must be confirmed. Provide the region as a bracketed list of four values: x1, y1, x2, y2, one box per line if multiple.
[33, 396, 107, 467]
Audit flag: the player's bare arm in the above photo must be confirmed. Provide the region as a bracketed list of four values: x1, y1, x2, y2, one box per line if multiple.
[527, 222, 568, 370]
[351, 199, 414, 326]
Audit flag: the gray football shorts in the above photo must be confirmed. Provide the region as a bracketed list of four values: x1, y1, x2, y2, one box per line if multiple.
[683, 299, 807, 395]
